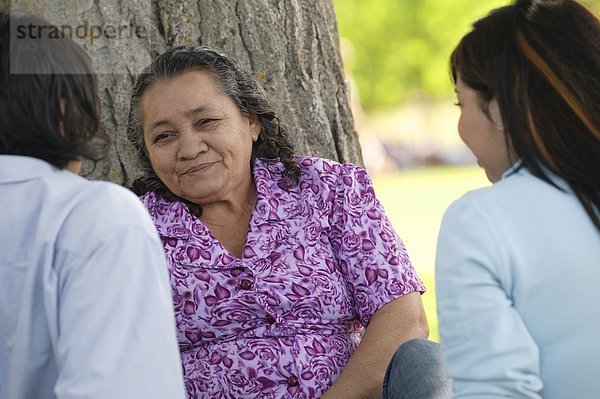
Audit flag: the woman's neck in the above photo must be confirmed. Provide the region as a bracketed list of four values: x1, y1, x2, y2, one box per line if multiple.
[198, 181, 257, 259]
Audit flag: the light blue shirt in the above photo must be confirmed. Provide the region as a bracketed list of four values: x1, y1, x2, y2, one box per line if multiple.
[436, 162, 600, 398]
[0, 156, 186, 399]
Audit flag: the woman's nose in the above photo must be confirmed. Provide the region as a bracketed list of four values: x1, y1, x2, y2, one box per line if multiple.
[177, 132, 208, 160]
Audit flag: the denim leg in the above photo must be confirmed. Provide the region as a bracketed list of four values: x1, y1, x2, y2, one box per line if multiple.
[382, 339, 452, 399]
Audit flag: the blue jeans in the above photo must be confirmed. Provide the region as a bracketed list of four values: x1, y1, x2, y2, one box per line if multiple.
[382, 339, 452, 399]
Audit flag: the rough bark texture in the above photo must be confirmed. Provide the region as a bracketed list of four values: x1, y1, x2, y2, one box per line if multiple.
[9, 0, 362, 185]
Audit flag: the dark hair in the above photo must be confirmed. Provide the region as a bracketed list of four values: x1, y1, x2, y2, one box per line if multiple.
[451, 0, 600, 231]
[0, 12, 107, 169]
[127, 46, 300, 216]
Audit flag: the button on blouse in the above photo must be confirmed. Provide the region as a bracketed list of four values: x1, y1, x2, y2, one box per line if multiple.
[239, 279, 253, 290]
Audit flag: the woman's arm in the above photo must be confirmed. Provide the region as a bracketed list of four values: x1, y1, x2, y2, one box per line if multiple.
[322, 161, 429, 398]
[322, 292, 429, 399]
[436, 196, 542, 398]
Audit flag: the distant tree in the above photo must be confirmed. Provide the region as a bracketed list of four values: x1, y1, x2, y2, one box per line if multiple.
[7, 0, 362, 184]
[335, 0, 600, 111]
[334, 0, 508, 111]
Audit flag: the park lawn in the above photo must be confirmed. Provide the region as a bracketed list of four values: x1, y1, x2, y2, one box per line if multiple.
[372, 165, 489, 342]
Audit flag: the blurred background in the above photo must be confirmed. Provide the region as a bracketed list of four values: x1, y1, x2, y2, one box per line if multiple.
[333, 0, 600, 341]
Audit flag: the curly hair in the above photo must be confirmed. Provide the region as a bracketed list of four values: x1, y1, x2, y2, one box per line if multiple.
[127, 46, 300, 216]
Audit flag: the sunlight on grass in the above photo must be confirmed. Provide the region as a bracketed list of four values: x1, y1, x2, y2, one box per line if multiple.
[372, 165, 489, 341]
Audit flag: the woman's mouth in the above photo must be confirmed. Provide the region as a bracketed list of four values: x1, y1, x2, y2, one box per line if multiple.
[182, 161, 218, 176]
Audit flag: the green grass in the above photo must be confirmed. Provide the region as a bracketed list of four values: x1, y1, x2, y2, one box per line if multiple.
[372, 165, 489, 342]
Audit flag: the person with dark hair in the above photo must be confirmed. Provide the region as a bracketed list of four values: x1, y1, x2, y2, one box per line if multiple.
[435, 0, 600, 397]
[127, 46, 449, 398]
[0, 12, 186, 399]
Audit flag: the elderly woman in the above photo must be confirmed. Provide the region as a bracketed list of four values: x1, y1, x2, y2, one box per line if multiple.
[127, 46, 432, 398]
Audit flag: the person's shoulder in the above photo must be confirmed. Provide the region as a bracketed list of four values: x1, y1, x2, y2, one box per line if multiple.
[139, 189, 166, 211]
[295, 156, 366, 173]
[442, 188, 488, 228]
[38, 168, 136, 206]
[445, 181, 506, 223]
[295, 156, 370, 186]
[78, 178, 141, 206]
[454, 168, 556, 211]
[443, 168, 557, 236]
[39, 175, 161, 259]
[296, 156, 343, 173]
[67, 178, 154, 230]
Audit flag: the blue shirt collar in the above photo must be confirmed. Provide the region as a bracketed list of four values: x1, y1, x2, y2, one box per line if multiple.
[500, 158, 570, 193]
[501, 159, 525, 180]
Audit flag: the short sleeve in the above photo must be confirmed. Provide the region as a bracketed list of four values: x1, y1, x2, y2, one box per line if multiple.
[329, 163, 425, 326]
[435, 195, 543, 398]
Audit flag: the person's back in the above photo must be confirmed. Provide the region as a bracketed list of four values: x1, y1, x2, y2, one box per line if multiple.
[0, 157, 186, 399]
[437, 163, 600, 398]
[0, 12, 186, 398]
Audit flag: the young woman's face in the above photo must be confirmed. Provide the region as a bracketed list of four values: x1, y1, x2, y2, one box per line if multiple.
[456, 76, 514, 182]
[141, 69, 261, 205]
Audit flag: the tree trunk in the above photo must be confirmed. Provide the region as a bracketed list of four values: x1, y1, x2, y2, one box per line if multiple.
[10, 0, 362, 185]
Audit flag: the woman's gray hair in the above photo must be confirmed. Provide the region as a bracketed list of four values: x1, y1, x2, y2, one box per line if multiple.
[127, 46, 299, 216]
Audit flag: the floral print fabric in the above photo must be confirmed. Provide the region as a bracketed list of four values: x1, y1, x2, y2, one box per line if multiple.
[141, 156, 425, 398]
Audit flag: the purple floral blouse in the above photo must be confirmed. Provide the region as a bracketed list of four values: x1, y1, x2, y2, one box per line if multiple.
[141, 156, 425, 399]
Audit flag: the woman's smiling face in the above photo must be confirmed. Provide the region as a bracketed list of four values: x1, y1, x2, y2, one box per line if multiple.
[141, 69, 260, 205]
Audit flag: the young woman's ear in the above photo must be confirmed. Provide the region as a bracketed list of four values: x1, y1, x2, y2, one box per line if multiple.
[489, 98, 503, 132]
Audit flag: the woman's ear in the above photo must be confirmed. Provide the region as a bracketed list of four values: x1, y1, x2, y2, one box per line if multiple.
[489, 98, 503, 132]
[248, 113, 261, 142]
[489, 98, 518, 162]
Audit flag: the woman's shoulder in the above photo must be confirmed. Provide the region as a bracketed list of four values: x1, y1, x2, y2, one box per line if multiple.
[255, 156, 369, 183]
[138, 190, 185, 222]
[294, 155, 364, 172]
[136, 190, 195, 237]
[443, 167, 583, 243]
[443, 176, 522, 228]
[292, 156, 370, 187]
[138, 189, 163, 210]
[453, 167, 568, 211]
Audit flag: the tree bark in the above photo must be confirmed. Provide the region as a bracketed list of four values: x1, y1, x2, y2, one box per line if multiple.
[10, 0, 362, 185]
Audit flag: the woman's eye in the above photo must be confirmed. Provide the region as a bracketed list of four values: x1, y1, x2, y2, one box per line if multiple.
[195, 119, 217, 128]
[154, 132, 172, 142]
[454, 101, 463, 108]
